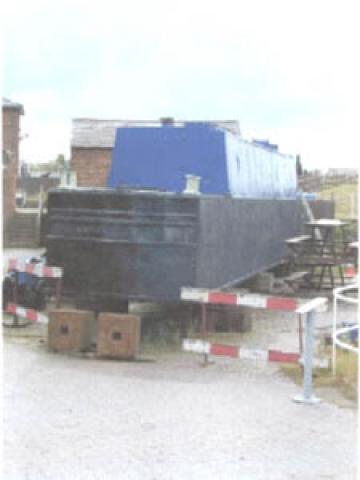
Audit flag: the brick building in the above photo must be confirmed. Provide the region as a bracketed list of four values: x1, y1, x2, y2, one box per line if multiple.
[71, 118, 241, 187]
[2, 97, 24, 221]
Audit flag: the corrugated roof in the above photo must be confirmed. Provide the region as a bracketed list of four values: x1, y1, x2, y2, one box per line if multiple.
[71, 118, 241, 148]
[2, 97, 24, 113]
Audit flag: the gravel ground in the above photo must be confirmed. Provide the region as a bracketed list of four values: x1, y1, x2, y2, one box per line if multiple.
[2, 333, 357, 480]
[2, 248, 358, 479]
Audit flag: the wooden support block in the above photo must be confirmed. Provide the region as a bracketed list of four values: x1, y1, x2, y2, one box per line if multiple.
[48, 309, 95, 353]
[97, 313, 141, 360]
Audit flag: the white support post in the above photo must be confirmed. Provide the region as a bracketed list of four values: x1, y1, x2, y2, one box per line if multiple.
[181, 287, 328, 405]
[293, 311, 321, 405]
[293, 298, 327, 405]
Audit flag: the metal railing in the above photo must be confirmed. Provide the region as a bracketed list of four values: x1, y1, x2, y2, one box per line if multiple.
[332, 284, 359, 375]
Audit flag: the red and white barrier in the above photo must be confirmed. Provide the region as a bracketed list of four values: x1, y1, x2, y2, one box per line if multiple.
[5, 303, 48, 324]
[181, 287, 328, 313]
[4, 258, 63, 327]
[183, 339, 329, 368]
[7, 259, 63, 279]
[182, 294, 329, 403]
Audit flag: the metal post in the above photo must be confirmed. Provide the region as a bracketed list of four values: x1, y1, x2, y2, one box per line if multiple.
[201, 303, 209, 366]
[293, 311, 321, 404]
[55, 278, 62, 308]
[298, 313, 303, 354]
[13, 271, 19, 327]
[200, 303, 207, 337]
[303, 311, 316, 400]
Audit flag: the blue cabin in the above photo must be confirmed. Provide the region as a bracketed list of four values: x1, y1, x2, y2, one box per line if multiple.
[107, 122, 297, 199]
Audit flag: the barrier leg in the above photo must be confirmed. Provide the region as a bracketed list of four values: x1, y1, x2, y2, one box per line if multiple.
[12, 272, 19, 327]
[298, 313, 303, 354]
[201, 304, 209, 366]
[55, 278, 62, 308]
[293, 311, 321, 405]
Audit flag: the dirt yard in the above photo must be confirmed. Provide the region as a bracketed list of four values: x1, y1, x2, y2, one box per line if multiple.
[2, 311, 357, 480]
[2, 248, 358, 479]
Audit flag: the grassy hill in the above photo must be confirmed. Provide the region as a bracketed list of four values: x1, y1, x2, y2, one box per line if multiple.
[318, 182, 358, 220]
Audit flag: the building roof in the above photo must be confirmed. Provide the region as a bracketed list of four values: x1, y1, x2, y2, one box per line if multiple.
[2, 97, 24, 114]
[71, 118, 241, 149]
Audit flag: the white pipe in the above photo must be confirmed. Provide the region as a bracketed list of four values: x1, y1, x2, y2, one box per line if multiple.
[332, 284, 359, 375]
[332, 293, 338, 375]
[334, 324, 359, 354]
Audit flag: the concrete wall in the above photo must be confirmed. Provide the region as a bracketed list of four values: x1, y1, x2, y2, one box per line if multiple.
[71, 147, 112, 187]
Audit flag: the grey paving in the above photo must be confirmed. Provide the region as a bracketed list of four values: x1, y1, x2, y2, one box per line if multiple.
[2, 339, 357, 480]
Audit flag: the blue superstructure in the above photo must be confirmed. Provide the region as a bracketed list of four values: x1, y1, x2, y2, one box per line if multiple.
[108, 123, 228, 194]
[107, 122, 297, 198]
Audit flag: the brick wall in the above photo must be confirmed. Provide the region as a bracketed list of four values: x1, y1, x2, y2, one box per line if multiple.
[71, 148, 113, 187]
[2, 108, 22, 221]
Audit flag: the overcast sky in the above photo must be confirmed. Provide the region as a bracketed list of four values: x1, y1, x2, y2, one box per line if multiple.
[3, 0, 359, 170]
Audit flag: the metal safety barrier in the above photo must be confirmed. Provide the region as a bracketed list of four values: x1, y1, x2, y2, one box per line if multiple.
[5, 303, 48, 324]
[4, 257, 63, 327]
[332, 284, 359, 375]
[181, 287, 328, 405]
